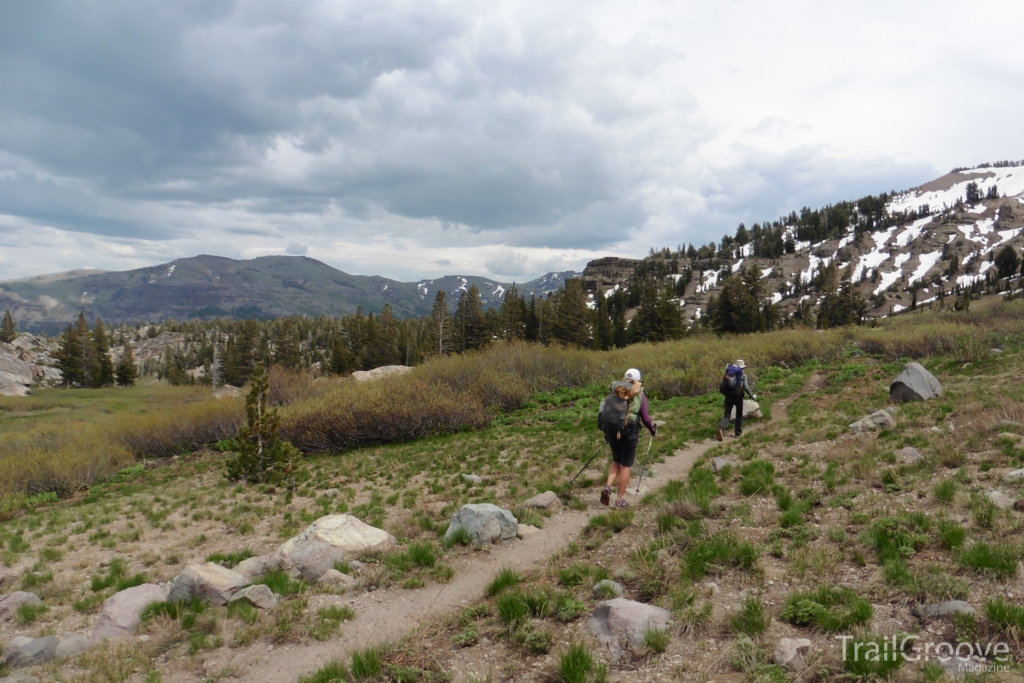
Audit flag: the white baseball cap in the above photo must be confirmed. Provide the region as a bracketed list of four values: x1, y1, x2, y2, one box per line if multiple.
[624, 368, 641, 381]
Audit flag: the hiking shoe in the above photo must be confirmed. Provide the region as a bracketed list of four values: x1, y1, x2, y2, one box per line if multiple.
[600, 486, 611, 506]
[614, 498, 629, 509]
[715, 427, 723, 441]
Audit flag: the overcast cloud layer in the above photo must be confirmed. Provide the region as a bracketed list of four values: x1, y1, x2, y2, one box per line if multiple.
[1, 0, 1022, 281]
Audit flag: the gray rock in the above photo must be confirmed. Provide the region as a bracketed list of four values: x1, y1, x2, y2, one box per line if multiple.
[896, 447, 923, 463]
[5, 636, 59, 669]
[234, 556, 271, 584]
[461, 473, 483, 485]
[229, 584, 278, 610]
[890, 362, 944, 402]
[2, 638, 32, 658]
[774, 638, 812, 671]
[348, 560, 367, 573]
[587, 598, 671, 658]
[712, 457, 735, 473]
[516, 524, 540, 537]
[728, 399, 762, 422]
[849, 409, 897, 434]
[91, 583, 168, 642]
[592, 580, 624, 600]
[912, 601, 976, 620]
[444, 504, 518, 545]
[0, 673, 39, 683]
[0, 344, 35, 397]
[0, 592, 41, 622]
[323, 488, 341, 497]
[1004, 469, 1024, 482]
[999, 420, 1023, 429]
[55, 635, 93, 659]
[167, 564, 246, 606]
[990, 348, 1003, 354]
[351, 365, 412, 382]
[317, 569, 357, 588]
[270, 514, 397, 582]
[521, 491, 561, 510]
[987, 490, 1014, 510]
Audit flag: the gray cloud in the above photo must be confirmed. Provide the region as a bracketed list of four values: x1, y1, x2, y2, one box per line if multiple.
[0, 0, 1022, 281]
[286, 243, 308, 255]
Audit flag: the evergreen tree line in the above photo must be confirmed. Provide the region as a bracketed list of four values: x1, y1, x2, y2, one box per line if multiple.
[54, 312, 136, 388]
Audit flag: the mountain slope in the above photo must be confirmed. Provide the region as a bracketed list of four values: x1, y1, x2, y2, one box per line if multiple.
[0, 255, 578, 333]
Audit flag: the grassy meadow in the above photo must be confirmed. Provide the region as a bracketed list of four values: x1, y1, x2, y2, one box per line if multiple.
[2, 297, 1024, 680]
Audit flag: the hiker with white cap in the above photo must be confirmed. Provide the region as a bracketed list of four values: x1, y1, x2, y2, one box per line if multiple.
[597, 368, 656, 508]
[716, 359, 756, 440]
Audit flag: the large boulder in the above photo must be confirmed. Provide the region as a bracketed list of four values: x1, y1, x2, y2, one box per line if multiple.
[351, 365, 412, 382]
[444, 504, 518, 545]
[0, 592, 41, 622]
[890, 363, 943, 402]
[728, 399, 762, 422]
[234, 556, 271, 584]
[271, 515, 397, 582]
[849, 409, 897, 434]
[167, 564, 246, 606]
[0, 345, 34, 397]
[587, 598, 671, 658]
[91, 583, 168, 641]
[5, 636, 59, 669]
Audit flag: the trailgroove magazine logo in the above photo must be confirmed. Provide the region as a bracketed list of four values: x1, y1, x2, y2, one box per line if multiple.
[837, 635, 1012, 672]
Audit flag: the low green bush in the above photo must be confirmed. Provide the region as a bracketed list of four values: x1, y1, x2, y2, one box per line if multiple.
[781, 586, 873, 632]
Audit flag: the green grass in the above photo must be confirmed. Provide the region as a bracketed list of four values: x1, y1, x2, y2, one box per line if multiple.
[205, 548, 255, 568]
[90, 558, 146, 592]
[983, 597, 1024, 636]
[350, 647, 383, 682]
[15, 603, 48, 624]
[297, 660, 348, 683]
[781, 586, 873, 632]
[254, 570, 305, 596]
[585, 509, 633, 533]
[558, 642, 606, 683]
[739, 461, 775, 496]
[731, 596, 770, 636]
[841, 634, 905, 680]
[680, 531, 760, 580]
[958, 542, 1018, 578]
[486, 567, 523, 597]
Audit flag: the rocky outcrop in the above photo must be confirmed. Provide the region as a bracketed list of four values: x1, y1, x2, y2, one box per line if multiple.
[271, 515, 397, 582]
[167, 564, 246, 606]
[91, 583, 168, 641]
[890, 362, 943, 402]
[351, 366, 412, 382]
[444, 504, 518, 545]
[587, 598, 671, 658]
[0, 344, 35, 397]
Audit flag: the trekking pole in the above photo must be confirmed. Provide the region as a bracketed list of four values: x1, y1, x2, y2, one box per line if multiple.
[569, 442, 607, 487]
[634, 433, 654, 495]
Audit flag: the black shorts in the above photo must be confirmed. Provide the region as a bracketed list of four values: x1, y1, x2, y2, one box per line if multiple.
[607, 430, 639, 468]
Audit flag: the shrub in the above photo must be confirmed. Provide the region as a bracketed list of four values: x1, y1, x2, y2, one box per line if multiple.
[781, 586, 873, 632]
[225, 364, 302, 484]
[865, 514, 931, 562]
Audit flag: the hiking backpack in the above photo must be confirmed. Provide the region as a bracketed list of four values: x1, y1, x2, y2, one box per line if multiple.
[598, 380, 641, 440]
[718, 365, 742, 396]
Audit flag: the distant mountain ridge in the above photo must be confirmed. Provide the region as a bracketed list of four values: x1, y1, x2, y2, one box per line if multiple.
[0, 255, 579, 334]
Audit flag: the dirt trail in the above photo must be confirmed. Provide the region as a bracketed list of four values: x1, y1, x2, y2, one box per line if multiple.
[181, 381, 821, 683]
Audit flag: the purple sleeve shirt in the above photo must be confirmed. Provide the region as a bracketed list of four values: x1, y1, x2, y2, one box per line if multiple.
[638, 393, 654, 432]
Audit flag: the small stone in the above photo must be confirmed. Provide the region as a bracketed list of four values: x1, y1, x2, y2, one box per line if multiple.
[999, 420, 1024, 429]
[516, 524, 540, 537]
[911, 601, 976, 620]
[318, 569, 357, 588]
[521, 491, 561, 510]
[0, 592, 41, 622]
[444, 504, 518, 545]
[895, 447, 923, 463]
[229, 584, 278, 610]
[990, 348, 1003, 354]
[91, 583, 168, 642]
[461, 474, 483, 485]
[0, 673, 40, 683]
[348, 560, 367, 573]
[849, 409, 897, 434]
[323, 488, 341, 497]
[1004, 469, 1024, 482]
[586, 599, 671, 658]
[592, 580, 624, 600]
[987, 490, 1014, 510]
[712, 457, 734, 473]
[774, 638, 812, 671]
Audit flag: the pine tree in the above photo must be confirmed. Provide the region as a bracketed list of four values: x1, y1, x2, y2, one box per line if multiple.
[0, 310, 16, 343]
[429, 291, 451, 356]
[499, 285, 527, 341]
[273, 319, 302, 370]
[379, 304, 401, 365]
[592, 292, 614, 351]
[995, 245, 1020, 280]
[552, 279, 590, 347]
[92, 318, 115, 387]
[225, 363, 301, 484]
[75, 312, 96, 387]
[452, 285, 488, 352]
[116, 340, 138, 387]
[329, 333, 354, 375]
[55, 324, 83, 388]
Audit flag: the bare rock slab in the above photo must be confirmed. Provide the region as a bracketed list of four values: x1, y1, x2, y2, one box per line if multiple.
[0, 592, 41, 622]
[849, 409, 897, 434]
[229, 584, 278, 610]
[5, 636, 59, 669]
[522, 491, 561, 510]
[167, 564, 245, 606]
[774, 638, 812, 671]
[912, 601, 977, 620]
[587, 598, 671, 658]
[444, 504, 518, 545]
[92, 583, 168, 641]
[271, 514, 397, 582]
[890, 362, 943, 402]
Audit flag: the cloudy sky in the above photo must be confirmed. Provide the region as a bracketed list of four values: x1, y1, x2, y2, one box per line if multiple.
[1, 0, 1022, 282]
